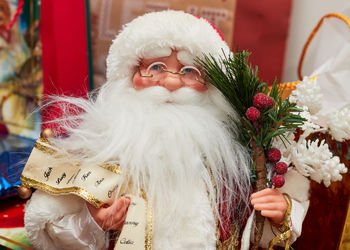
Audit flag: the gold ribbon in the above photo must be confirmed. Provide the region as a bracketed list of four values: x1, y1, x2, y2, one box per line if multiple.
[268, 193, 292, 250]
[21, 175, 103, 207]
[21, 138, 124, 208]
[216, 222, 239, 250]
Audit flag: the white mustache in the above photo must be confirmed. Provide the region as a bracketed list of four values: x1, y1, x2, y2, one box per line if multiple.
[132, 86, 206, 105]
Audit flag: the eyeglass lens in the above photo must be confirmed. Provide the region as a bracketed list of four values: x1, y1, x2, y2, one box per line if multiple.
[141, 62, 201, 83]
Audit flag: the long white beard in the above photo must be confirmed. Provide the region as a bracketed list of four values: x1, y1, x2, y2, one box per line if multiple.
[47, 78, 251, 239]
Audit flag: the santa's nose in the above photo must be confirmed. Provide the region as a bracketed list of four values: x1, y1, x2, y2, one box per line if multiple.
[161, 75, 184, 91]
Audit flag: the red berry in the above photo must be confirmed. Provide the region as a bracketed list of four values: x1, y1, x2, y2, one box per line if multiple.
[253, 93, 268, 109]
[272, 175, 285, 188]
[266, 96, 275, 109]
[275, 162, 288, 174]
[267, 148, 281, 163]
[246, 107, 260, 121]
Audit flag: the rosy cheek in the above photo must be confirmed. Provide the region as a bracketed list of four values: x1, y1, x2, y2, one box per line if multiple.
[185, 81, 208, 92]
[132, 73, 156, 90]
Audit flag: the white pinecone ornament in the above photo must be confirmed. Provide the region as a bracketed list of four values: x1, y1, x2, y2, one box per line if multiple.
[289, 77, 323, 115]
[288, 138, 347, 187]
[328, 107, 350, 141]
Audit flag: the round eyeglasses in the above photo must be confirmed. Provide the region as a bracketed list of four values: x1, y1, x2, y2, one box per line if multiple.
[138, 62, 202, 85]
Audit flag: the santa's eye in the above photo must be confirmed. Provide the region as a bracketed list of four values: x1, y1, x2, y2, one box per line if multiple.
[151, 64, 161, 70]
[180, 66, 201, 76]
[147, 62, 166, 72]
[183, 68, 193, 74]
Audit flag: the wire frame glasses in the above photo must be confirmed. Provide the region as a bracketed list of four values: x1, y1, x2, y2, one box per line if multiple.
[138, 62, 202, 85]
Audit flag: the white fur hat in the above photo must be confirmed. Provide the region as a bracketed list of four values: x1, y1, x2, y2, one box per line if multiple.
[106, 10, 230, 83]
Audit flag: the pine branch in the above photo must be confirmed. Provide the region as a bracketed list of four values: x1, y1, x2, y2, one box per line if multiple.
[196, 51, 306, 249]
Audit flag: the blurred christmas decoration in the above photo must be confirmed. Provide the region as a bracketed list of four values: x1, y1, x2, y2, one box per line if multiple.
[0, 1, 40, 248]
[0, 0, 41, 200]
[0, 0, 41, 138]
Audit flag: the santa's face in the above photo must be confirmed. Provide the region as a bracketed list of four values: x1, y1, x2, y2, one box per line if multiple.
[132, 50, 207, 93]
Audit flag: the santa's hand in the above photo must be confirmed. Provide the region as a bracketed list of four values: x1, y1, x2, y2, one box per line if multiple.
[250, 188, 287, 225]
[86, 197, 130, 231]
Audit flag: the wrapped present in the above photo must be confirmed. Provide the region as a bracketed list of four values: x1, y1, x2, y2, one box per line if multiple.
[0, 134, 35, 199]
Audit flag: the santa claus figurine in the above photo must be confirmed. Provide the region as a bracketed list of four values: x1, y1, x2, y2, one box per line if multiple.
[23, 10, 310, 250]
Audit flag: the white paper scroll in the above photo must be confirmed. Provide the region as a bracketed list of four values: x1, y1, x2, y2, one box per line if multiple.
[115, 195, 152, 250]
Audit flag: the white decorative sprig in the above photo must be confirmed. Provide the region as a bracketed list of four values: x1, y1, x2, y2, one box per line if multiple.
[328, 107, 350, 141]
[289, 77, 323, 115]
[287, 138, 347, 187]
[297, 107, 322, 137]
[275, 105, 348, 187]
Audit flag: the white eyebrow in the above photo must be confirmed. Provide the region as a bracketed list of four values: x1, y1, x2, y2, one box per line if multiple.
[142, 47, 172, 59]
[177, 50, 195, 65]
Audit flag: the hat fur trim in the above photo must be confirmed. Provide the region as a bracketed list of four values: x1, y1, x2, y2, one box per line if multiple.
[106, 10, 230, 84]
